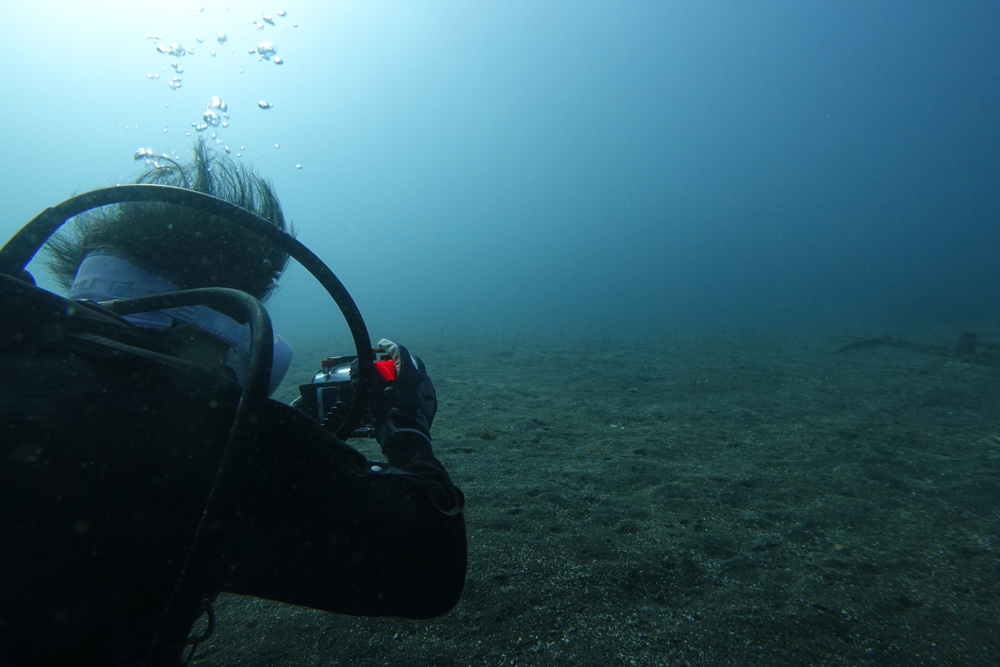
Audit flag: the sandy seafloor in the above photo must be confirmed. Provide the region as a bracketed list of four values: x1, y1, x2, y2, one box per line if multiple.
[194, 330, 1000, 666]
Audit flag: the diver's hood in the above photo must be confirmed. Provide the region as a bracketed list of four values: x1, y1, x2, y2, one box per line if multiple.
[69, 249, 292, 395]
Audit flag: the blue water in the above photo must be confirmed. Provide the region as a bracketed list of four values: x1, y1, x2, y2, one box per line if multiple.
[3, 1, 997, 340]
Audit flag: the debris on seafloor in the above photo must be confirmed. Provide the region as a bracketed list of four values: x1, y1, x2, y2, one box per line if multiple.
[835, 331, 1000, 366]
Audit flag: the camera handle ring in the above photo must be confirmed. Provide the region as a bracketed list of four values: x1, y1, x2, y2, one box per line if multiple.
[0, 183, 374, 438]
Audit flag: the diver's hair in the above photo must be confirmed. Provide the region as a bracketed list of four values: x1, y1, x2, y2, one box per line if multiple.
[44, 139, 294, 301]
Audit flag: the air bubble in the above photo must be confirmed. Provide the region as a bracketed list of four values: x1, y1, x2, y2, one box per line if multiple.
[257, 41, 277, 59]
[258, 100, 273, 109]
[146, 34, 162, 40]
[169, 78, 182, 89]
[217, 33, 228, 43]
[275, 144, 279, 149]
[147, 73, 160, 79]
[273, 56, 284, 65]
[277, 10, 286, 17]
[210, 50, 216, 56]
[134, 147, 154, 160]
[295, 164, 302, 169]
[263, 15, 275, 25]
[209, 96, 227, 112]
[196, 36, 204, 43]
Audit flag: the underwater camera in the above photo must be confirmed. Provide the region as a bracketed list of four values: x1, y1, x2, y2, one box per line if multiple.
[293, 349, 397, 439]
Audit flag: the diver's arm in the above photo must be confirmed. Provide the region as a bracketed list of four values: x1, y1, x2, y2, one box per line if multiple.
[216, 403, 465, 619]
[217, 339, 465, 617]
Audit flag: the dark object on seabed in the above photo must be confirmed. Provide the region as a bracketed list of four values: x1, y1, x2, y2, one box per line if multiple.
[834, 331, 1000, 366]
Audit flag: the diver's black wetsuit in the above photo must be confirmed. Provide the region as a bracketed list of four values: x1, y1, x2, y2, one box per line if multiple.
[0, 281, 466, 666]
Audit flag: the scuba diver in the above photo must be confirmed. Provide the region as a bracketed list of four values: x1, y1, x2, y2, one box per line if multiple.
[0, 141, 466, 666]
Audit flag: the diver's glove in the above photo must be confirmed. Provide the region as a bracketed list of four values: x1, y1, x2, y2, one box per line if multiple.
[370, 338, 437, 453]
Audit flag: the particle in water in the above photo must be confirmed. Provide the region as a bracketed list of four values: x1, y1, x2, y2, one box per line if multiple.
[258, 100, 273, 109]
[257, 41, 276, 59]
[217, 33, 228, 43]
[263, 15, 275, 25]
[273, 56, 283, 65]
[146, 34, 162, 40]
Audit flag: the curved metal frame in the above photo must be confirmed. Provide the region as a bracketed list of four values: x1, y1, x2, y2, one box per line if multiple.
[0, 183, 374, 438]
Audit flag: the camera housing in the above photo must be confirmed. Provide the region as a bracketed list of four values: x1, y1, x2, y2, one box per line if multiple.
[294, 352, 391, 438]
